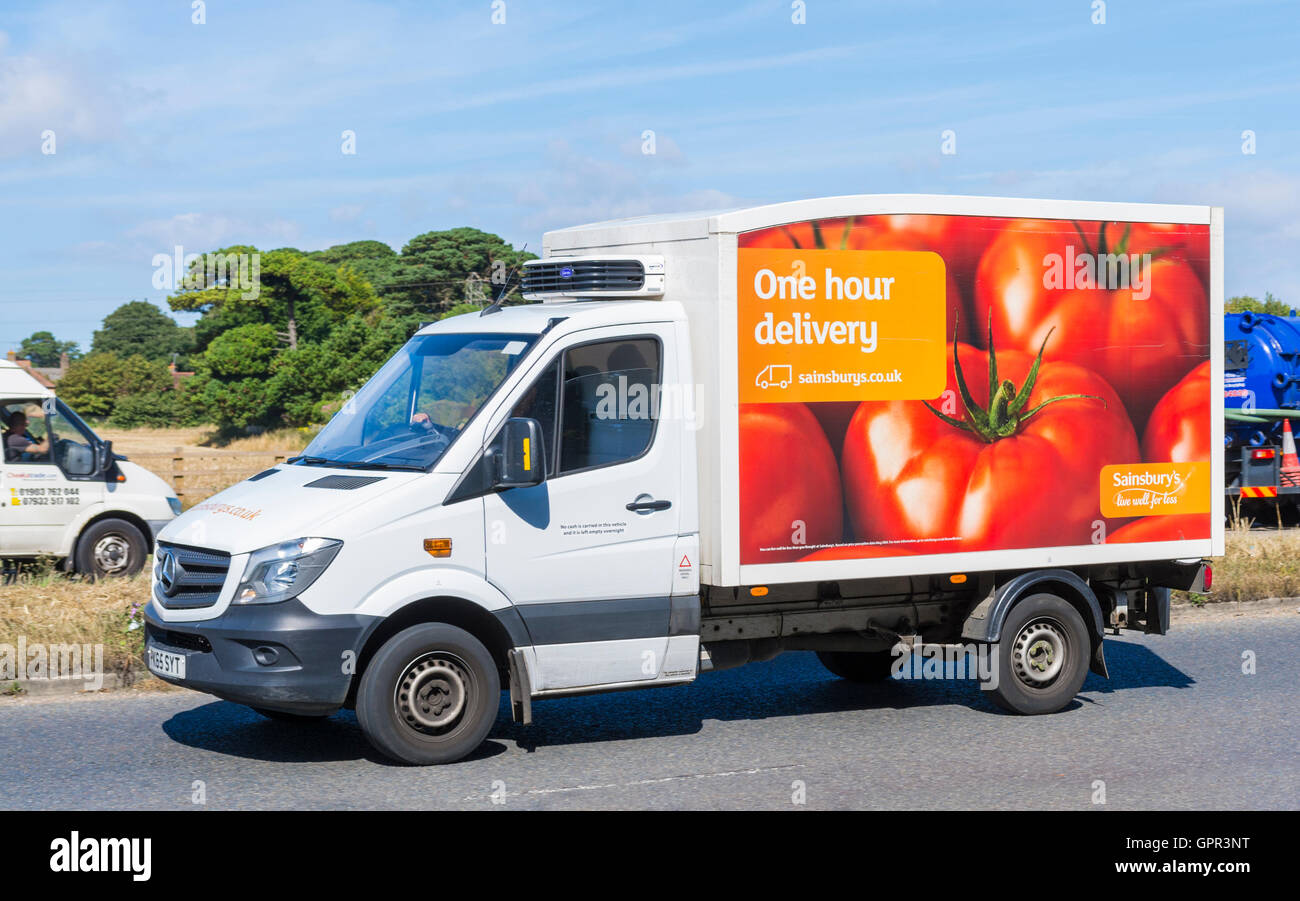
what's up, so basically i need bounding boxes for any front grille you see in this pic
[523,259,645,294]
[154,541,231,610]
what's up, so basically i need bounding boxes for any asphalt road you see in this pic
[3,613,1297,810]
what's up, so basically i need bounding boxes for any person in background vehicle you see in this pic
[3,410,49,462]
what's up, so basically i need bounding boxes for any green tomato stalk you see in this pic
[924,313,1102,443]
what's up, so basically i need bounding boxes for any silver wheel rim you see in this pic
[395,653,471,734]
[93,534,130,573]
[1012,618,1067,688]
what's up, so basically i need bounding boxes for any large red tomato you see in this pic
[1120,221,1211,288]
[1142,361,1212,463]
[851,213,1007,293]
[740,403,843,564]
[974,218,1208,425]
[842,339,1139,552]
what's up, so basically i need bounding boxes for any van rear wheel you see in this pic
[74,518,147,578]
[356,623,500,765]
[984,593,1090,715]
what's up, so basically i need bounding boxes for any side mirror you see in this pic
[495,418,545,488]
[94,439,115,476]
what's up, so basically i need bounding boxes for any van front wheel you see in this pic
[74,518,147,578]
[356,623,500,765]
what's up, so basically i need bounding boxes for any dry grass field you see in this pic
[96,425,315,508]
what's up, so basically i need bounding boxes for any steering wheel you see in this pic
[410,417,457,442]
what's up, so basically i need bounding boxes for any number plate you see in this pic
[147,644,187,679]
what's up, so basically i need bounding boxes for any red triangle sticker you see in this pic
[679,555,691,567]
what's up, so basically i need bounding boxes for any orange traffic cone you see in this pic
[1282,419,1300,475]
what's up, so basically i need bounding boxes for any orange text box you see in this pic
[737,249,946,404]
[1100,461,1212,518]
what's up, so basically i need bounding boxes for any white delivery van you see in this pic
[145,195,1222,764]
[1,358,180,576]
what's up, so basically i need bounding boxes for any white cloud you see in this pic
[126,212,302,251]
[0,45,122,158]
[329,204,365,224]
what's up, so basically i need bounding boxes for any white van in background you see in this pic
[0,358,179,577]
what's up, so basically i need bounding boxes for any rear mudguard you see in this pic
[961,569,1108,678]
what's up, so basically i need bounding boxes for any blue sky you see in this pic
[1,0,1297,352]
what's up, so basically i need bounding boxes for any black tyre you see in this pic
[356,623,500,765]
[251,707,329,722]
[985,593,1090,715]
[74,518,147,578]
[816,649,897,683]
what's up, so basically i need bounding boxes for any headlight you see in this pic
[234,537,342,605]
[167,497,183,516]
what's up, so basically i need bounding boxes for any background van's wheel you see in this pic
[251,707,330,722]
[985,593,1090,714]
[356,623,499,765]
[75,518,147,578]
[816,649,897,682]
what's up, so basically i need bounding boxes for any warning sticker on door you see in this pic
[737,248,947,404]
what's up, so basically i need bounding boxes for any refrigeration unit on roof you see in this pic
[521,255,665,300]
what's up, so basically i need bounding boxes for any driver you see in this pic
[3,411,50,462]
[411,400,481,432]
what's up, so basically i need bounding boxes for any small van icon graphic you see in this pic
[755,364,793,389]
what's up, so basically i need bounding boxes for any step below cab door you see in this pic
[481,323,695,692]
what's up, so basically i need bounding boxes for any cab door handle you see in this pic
[626,499,672,513]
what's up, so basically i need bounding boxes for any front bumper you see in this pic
[143,599,380,715]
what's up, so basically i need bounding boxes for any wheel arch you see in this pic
[962,569,1108,678]
[346,595,527,708]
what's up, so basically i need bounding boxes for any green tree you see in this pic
[17,331,81,367]
[91,301,194,365]
[168,247,378,352]
[378,228,535,319]
[307,240,399,290]
[55,353,172,419]
[1227,292,1291,316]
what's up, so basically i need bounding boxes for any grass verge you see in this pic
[1,560,150,689]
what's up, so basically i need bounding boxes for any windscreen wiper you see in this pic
[338,461,426,472]
[287,455,424,472]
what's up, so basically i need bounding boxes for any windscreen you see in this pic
[298,331,538,471]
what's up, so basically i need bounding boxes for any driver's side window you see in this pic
[2,402,49,465]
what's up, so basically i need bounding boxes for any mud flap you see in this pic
[1091,640,1108,679]
[508,648,532,725]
